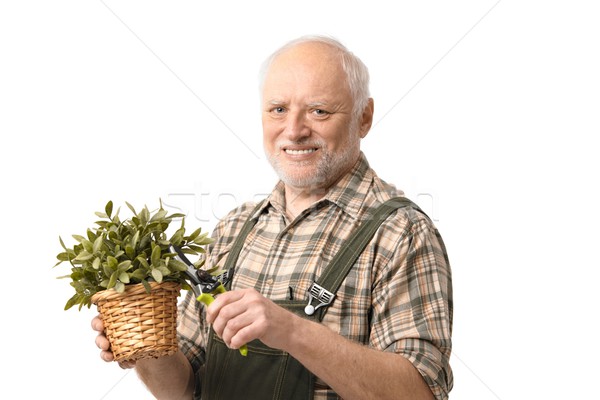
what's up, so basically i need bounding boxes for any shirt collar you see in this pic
[263,152,373,220]
[322,152,373,219]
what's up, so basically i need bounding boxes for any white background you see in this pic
[1,1,598,399]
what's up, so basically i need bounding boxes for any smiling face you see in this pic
[262,42,371,193]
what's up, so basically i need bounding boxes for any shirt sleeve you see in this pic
[370,210,453,400]
[177,290,207,372]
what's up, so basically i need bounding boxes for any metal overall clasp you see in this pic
[304,282,335,316]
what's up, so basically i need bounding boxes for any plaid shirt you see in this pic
[178,153,453,399]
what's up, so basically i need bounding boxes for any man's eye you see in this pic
[313,109,329,116]
[272,107,285,114]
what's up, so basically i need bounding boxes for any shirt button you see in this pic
[266,278,274,286]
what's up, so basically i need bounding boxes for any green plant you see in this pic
[54,200,213,310]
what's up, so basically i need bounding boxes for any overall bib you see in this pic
[199,197,422,400]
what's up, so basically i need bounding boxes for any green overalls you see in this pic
[199,197,422,399]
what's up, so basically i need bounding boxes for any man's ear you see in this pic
[359,98,374,139]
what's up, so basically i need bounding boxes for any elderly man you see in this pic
[93,35,453,400]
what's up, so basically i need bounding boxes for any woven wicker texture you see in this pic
[91,281,180,363]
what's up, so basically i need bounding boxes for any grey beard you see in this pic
[267,141,358,191]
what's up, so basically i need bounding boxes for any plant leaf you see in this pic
[168,213,186,219]
[181,248,203,255]
[117,260,132,271]
[131,269,146,281]
[64,294,79,311]
[186,244,206,252]
[92,235,103,253]
[81,239,94,253]
[170,228,185,247]
[59,236,68,251]
[151,244,161,267]
[125,201,137,215]
[86,229,97,242]
[115,281,125,293]
[107,271,118,289]
[131,230,140,249]
[56,252,71,262]
[73,251,94,262]
[118,272,130,284]
[140,207,150,225]
[72,235,86,243]
[194,233,214,245]
[168,258,189,272]
[186,227,202,241]
[105,200,113,218]
[125,245,135,259]
[151,268,163,283]
[205,264,224,275]
[107,256,118,270]
[136,256,150,269]
[149,209,168,222]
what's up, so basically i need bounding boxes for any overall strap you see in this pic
[222,200,266,289]
[306,197,424,321]
[220,196,425,319]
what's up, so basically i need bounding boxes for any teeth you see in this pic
[285,149,316,155]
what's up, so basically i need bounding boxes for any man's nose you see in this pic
[284,111,310,140]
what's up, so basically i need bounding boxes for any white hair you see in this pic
[258,35,371,123]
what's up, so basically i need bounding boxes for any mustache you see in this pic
[276,138,326,149]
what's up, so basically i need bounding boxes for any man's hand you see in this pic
[205,288,297,352]
[91,315,136,369]
[92,315,195,398]
[206,288,434,400]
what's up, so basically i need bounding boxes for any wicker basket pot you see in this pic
[91,281,180,363]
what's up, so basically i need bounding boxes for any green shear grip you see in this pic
[197,292,216,306]
[197,289,248,357]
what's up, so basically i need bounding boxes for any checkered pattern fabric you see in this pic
[178,153,453,399]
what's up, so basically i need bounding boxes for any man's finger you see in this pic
[205,290,245,323]
[91,315,104,332]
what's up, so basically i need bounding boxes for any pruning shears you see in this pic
[171,246,248,356]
